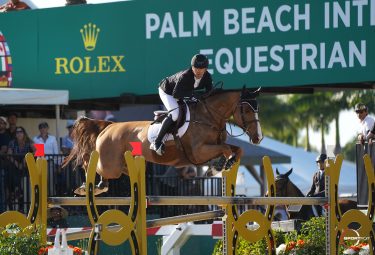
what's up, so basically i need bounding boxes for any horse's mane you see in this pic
[200,88,241,101]
[286,178,306,197]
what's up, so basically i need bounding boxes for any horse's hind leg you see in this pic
[94,176,109,195]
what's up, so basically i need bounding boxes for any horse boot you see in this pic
[212,156,227,171]
[225,155,237,170]
[150,115,174,156]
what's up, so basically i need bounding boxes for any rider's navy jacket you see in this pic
[159,68,213,99]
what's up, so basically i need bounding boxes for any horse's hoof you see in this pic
[74,183,86,196]
[94,186,108,195]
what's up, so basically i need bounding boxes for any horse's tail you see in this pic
[62,116,113,169]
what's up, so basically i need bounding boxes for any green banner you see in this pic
[0,0,374,100]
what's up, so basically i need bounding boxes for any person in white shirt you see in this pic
[33,121,61,194]
[355,103,375,144]
[33,122,59,155]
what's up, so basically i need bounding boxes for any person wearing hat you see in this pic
[150,54,213,156]
[0,116,11,154]
[306,153,327,216]
[47,205,69,228]
[355,103,374,144]
[61,120,75,154]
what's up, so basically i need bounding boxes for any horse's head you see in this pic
[275,168,293,197]
[233,87,263,144]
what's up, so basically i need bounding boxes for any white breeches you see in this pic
[159,87,179,121]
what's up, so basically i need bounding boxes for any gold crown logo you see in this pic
[80,23,100,51]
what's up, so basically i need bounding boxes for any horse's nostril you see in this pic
[252,137,260,144]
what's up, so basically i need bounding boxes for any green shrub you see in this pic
[0,223,43,255]
[212,217,326,255]
[212,229,285,255]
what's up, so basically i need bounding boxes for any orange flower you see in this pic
[73,247,83,255]
[350,245,360,251]
[38,247,46,255]
[286,241,296,251]
[297,239,305,247]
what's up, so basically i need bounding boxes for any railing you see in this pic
[0,154,224,219]
[356,142,375,206]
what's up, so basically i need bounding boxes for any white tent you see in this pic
[258,137,357,196]
[0,88,69,145]
[227,124,357,197]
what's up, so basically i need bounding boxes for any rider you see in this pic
[150,54,213,156]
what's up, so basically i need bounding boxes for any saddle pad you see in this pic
[147,104,190,143]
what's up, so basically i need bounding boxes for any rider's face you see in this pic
[192,67,207,79]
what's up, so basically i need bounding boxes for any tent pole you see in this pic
[55,105,61,151]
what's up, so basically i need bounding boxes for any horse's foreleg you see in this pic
[224,145,243,169]
[193,144,233,171]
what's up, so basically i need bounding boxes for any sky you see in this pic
[308,110,360,152]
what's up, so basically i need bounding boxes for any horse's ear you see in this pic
[286,168,293,177]
[250,87,261,98]
[276,168,280,175]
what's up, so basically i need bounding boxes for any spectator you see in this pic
[33,122,59,155]
[7,126,35,170]
[33,122,61,195]
[6,112,18,140]
[6,126,34,211]
[306,153,327,216]
[367,124,375,143]
[355,103,375,144]
[61,120,74,154]
[0,0,30,12]
[0,116,11,154]
[47,205,69,228]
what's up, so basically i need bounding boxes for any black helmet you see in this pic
[316,154,327,162]
[191,54,208,68]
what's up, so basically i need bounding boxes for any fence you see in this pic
[356,142,375,206]
[0,154,223,218]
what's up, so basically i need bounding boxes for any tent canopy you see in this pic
[226,136,290,165]
[0,88,69,105]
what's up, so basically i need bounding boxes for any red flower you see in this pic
[286,241,296,251]
[73,247,83,255]
[38,247,46,255]
[350,245,360,251]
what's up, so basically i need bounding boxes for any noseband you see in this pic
[239,101,259,135]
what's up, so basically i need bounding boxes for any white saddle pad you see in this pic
[147,105,190,143]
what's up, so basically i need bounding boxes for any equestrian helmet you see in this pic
[316,154,327,162]
[191,54,208,69]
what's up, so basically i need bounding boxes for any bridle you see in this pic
[227,100,259,138]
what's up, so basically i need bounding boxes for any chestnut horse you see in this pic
[275,168,357,220]
[64,88,263,193]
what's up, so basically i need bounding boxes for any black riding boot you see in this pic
[150,115,174,156]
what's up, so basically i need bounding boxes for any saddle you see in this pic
[153,100,188,134]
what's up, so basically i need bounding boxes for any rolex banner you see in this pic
[0,0,374,100]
